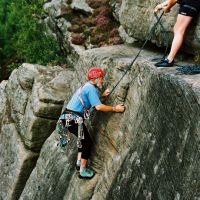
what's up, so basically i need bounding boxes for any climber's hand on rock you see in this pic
[113,104,125,113]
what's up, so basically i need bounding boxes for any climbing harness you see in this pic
[78,86,90,119]
[56,86,89,148]
[56,110,85,148]
[105,12,165,99]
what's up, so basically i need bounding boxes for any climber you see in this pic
[63,68,125,179]
[154,0,200,67]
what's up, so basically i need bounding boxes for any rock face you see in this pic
[1,0,200,199]
[0,63,77,200]
[118,0,200,51]
[1,45,199,200]
[43,0,200,57]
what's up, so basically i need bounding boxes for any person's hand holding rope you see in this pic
[154,0,177,14]
[154,2,169,13]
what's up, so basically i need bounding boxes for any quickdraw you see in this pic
[56,119,69,147]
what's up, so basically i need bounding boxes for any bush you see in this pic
[95,16,110,30]
[0,0,64,80]
[71,34,85,45]
[96,6,112,17]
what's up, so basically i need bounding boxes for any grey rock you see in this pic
[19,131,77,200]
[71,0,93,14]
[16,45,200,200]
[0,81,8,129]
[0,123,38,200]
[20,101,57,151]
[109,0,122,21]
[2,0,200,199]
[118,25,138,44]
[44,0,62,17]
[118,0,200,51]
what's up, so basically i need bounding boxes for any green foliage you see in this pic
[0,0,63,80]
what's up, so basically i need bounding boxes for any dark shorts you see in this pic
[61,109,92,160]
[179,0,200,17]
[68,120,92,160]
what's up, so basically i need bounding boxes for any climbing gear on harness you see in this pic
[56,110,84,148]
[87,68,104,80]
[56,119,70,147]
[104,12,164,100]
[76,116,84,148]
[79,168,95,179]
[57,82,94,149]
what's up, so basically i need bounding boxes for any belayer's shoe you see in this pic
[155,58,174,67]
[79,168,95,179]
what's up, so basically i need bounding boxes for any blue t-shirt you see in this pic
[66,82,101,115]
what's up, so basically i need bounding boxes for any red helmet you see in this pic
[87,68,104,80]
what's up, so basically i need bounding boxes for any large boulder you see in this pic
[6,63,77,151]
[0,63,79,200]
[19,131,78,200]
[17,45,200,200]
[0,123,38,200]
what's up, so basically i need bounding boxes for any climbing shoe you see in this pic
[79,168,95,179]
[155,58,174,67]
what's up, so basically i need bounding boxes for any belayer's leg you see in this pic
[167,14,192,62]
[155,14,192,67]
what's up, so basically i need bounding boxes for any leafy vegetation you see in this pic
[0,0,63,81]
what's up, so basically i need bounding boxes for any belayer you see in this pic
[58,68,125,179]
[154,0,200,67]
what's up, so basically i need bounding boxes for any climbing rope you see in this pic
[105,12,164,100]
[152,12,170,61]
[176,64,200,75]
